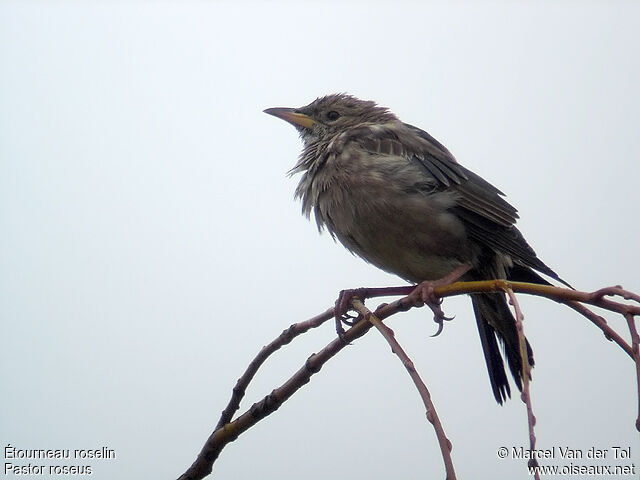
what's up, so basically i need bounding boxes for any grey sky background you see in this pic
[1,2,639,479]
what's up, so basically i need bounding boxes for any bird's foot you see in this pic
[332,263,471,338]
[406,264,472,336]
[334,288,368,340]
[406,281,455,337]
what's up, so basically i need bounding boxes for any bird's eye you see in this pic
[326,111,340,121]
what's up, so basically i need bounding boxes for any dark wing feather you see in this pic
[404,123,521,228]
[404,123,518,226]
[363,122,570,286]
[454,207,570,286]
[452,169,518,227]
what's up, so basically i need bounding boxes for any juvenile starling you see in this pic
[264,94,569,404]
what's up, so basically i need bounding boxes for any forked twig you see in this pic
[216,308,334,429]
[177,281,640,480]
[177,310,372,480]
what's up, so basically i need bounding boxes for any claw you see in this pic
[340,312,358,326]
[430,313,456,337]
[334,288,369,341]
[335,288,368,320]
[404,277,462,336]
[335,317,347,339]
[431,321,445,337]
[335,288,359,319]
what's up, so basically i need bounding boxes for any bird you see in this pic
[264,94,570,404]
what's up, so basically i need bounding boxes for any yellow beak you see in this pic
[264,107,315,129]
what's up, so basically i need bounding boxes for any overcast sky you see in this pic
[1,2,639,479]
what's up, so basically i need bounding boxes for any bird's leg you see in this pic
[334,288,368,339]
[335,286,417,329]
[334,264,471,337]
[335,287,407,338]
[406,263,472,336]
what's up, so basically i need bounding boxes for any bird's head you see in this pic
[264,94,397,146]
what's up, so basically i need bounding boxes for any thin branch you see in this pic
[177,311,374,480]
[436,281,639,359]
[503,287,539,480]
[351,299,456,480]
[624,312,640,431]
[356,280,640,317]
[431,281,640,316]
[216,308,333,429]
[564,301,634,358]
[178,280,640,479]
[590,286,640,304]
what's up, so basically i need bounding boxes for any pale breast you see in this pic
[312,146,475,282]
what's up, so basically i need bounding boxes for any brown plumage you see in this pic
[265,94,570,404]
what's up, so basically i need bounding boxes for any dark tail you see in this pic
[471,260,571,404]
[471,292,534,404]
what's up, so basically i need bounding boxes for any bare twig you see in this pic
[436,281,639,359]
[564,301,634,358]
[216,308,333,429]
[504,287,540,480]
[624,312,640,431]
[353,280,640,318]
[178,280,640,479]
[351,298,456,480]
[177,310,374,480]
